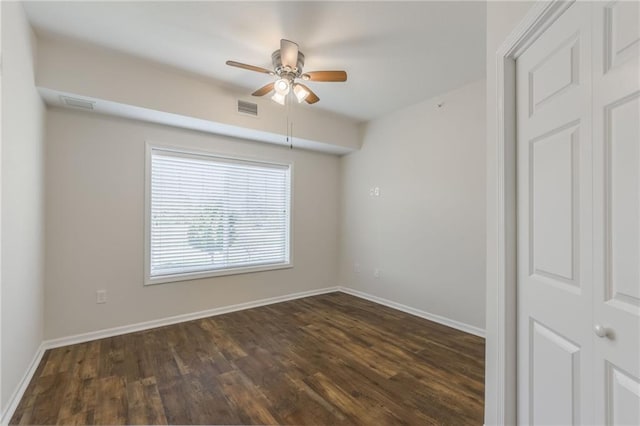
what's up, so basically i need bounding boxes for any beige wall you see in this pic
[36,37,361,153]
[484,2,536,425]
[0,1,46,415]
[44,107,340,340]
[339,79,486,332]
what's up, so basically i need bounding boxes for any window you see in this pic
[145,145,291,284]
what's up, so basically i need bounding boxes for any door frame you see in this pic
[491,0,576,423]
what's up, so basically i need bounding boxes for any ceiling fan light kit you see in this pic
[274,78,291,95]
[271,92,286,106]
[226,39,347,106]
[293,84,310,103]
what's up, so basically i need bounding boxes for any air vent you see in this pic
[237,100,258,116]
[60,95,95,110]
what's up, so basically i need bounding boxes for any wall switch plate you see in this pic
[373,268,380,278]
[374,187,380,197]
[369,188,375,197]
[96,290,107,304]
[354,263,361,274]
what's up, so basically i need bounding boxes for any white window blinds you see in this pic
[148,148,291,282]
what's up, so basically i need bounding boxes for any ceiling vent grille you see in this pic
[237,100,258,116]
[60,95,95,110]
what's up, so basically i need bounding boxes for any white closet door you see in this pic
[592,1,640,424]
[516,2,594,424]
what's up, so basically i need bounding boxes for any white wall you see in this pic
[44,107,340,340]
[0,1,46,416]
[339,79,486,332]
[484,2,535,425]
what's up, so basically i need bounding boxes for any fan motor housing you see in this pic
[272,50,305,78]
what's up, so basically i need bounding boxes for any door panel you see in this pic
[529,34,580,116]
[606,363,640,425]
[517,2,594,424]
[603,0,640,73]
[593,1,640,424]
[531,320,582,425]
[530,122,580,285]
[606,94,639,310]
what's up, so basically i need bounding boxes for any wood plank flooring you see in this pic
[10,292,485,425]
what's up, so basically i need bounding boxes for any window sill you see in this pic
[144,262,293,286]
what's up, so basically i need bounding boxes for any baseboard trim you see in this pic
[41,285,484,349]
[338,287,486,338]
[1,342,46,426]
[43,286,340,350]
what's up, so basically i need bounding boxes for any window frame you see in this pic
[144,142,294,286]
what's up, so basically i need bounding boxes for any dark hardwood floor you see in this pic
[10,292,485,425]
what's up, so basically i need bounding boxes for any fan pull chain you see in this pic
[290,122,293,150]
[285,110,290,149]
[285,93,293,150]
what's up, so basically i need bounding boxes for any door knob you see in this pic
[594,324,611,338]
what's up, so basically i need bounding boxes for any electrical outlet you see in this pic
[373,268,380,278]
[354,263,361,274]
[96,290,107,304]
[374,187,380,197]
[369,187,375,197]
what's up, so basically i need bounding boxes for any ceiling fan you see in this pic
[226,39,347,106]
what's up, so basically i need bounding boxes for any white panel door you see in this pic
[592,1,640,424]
[516,2,594,424]
[518,1,640,424]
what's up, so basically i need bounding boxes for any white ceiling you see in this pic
[24,1,486,122]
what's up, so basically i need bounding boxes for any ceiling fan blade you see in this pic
[301,71,347,82]
[296,83,320,104]
[252,82,275,97]
[280,39,299,69]
[226,60,274,75]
